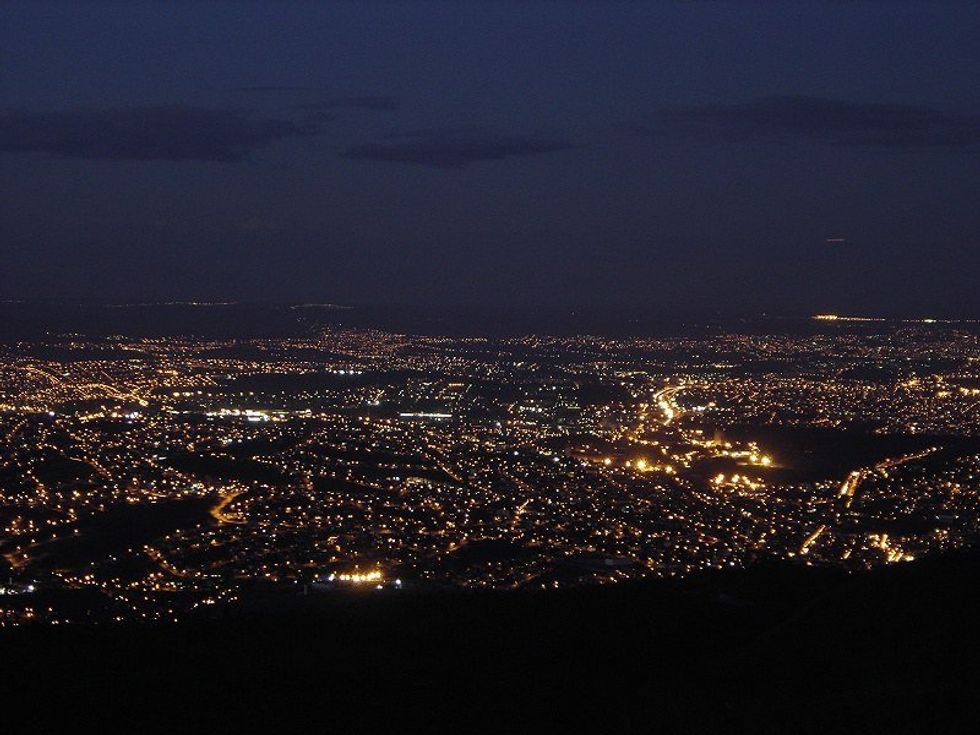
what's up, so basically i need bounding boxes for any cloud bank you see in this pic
[0,106,316,162]
[344,129,573,167]
[649,96,980,148]
[292,96,400,112]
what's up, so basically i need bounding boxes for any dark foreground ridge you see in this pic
[2,550,978,733]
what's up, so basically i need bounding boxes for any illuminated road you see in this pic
[210,490,246,525]
[875,448,938,472]
[3,418,28,444]
[20,364,150,406]
[839,447,938,510]
[838,470,867,510]
[145,546,189,578]
[799,524,827,555]
[510,498,531,531]
[653,386,685,425]
[622,384,687,444]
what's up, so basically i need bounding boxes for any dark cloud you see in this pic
[382,125,480,139]
[293,96,400,112]
[344,130,574,167]
[649,96,980,148]
[0,106,316,162]
[228,85,309,93]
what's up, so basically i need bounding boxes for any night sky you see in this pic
[2,1,980,317]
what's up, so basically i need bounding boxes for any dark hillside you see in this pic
[2,551,978,733]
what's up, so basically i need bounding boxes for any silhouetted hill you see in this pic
[1,551,978,733]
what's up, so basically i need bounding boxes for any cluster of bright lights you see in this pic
[0,583,35,595]
[329,570,384,584]
[630,458,674,474]
[205,408,271,422]
[712,473,762,490]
